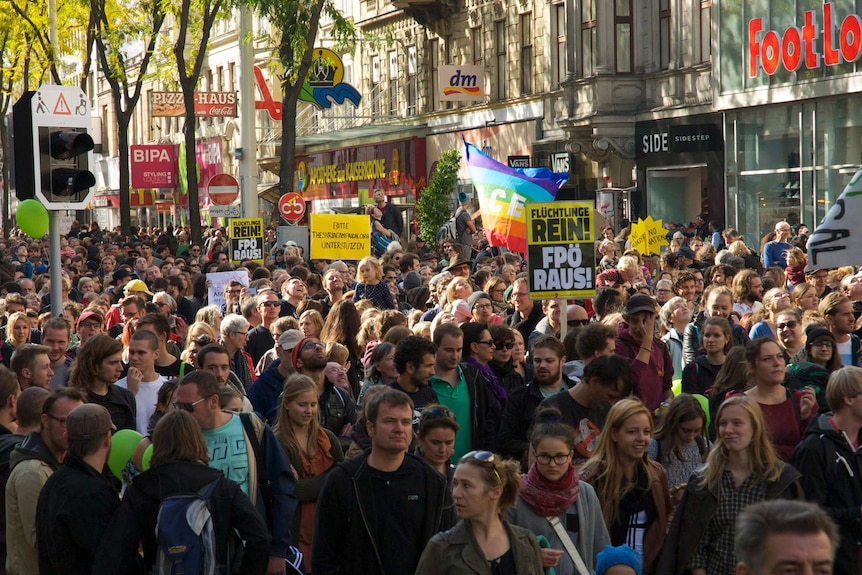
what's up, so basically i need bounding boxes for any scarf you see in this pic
[519,462,580,517]
[465,357,507,409]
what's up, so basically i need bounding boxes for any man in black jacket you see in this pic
[313,389,449,575]
[35,404,117,575]
[791,365,862,574]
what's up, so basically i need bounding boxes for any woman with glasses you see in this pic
[219,314,254,392]
[484,277,510,315]
[415,450,544,575]
[785,325,840,414]
[488,325,525,394]
[273,374,344,573]
[510,407,610,575]
[580,398,672,573]
[461,323,507,431]
[657,396,803,575]
[773,308,804,361]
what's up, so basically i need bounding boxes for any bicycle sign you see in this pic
[279,192,306,222]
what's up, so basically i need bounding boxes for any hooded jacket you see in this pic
[249,359,287,424]
[5,432,61,575]
[791,413,862,574]
[615,322,673,412]
[92,460,270,575]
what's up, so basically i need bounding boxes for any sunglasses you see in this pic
[260,301,281,308]
[424,406,454,419]
[476,339,496,348]
[172,396,210,412]
[568,319,591,327]
[193,335,214,345]
[776,321,798,330]
[460,450,502,485]
[494,342,515,350]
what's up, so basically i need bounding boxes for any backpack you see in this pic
[436,216,458,244]
[372,232,392,257]
[155,479,219,575]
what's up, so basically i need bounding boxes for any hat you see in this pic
[34,265,48,274]
[457,191,470,204]
[284,241,298,248]
[451,299,473,322]
[401,270,421,291]
[124,279,153,296]
[420,253,438,263]
[805,326,835,349]
[468,291,491,310]
[291,337,312,370]
[595,544,642,575]
[676,246,696,260]
[278,329,304,351]
[445,254,471,272]
[623,293,656,316]
[66,404,115,441]
[77,310,103,328]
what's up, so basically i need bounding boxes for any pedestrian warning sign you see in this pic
[229,218,265,264]
[53,94,71,115]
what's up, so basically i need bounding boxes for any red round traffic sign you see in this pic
[208,173,239,205]
[279,192,306,222]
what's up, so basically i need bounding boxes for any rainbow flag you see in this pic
[465,140,568,253]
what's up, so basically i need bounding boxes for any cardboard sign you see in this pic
[206,271,249,309]
[309,214,371,260]
[629,216,670,256]
[228,218,264,264]
[526,201,596,299]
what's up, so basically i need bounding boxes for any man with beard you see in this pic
[497,335,573,464]
[390,336,438,428]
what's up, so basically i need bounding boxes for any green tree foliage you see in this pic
[417,149,460,248]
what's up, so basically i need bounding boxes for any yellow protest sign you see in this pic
[629,216,669,256]
[309,214,372,260]
[228,218,264,264]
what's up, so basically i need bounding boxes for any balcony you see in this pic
[392,0,456,28]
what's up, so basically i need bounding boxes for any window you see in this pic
[388,50,397,116]
[554,4,566,87]
[216,66,223,92]
[228,62,235,92]
[581,0,596,77]
[659,0,671,69]
[616,0,633,73]
[495,21,507,100]
[520,13,532,95]
[472,27,483,65]
[430,39,439,112]
[700,0,712,63]
[407,46,417,115]
[371,55,381,118]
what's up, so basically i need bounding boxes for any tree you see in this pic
[242,0,354,205]
[91,0,166,237]
[416,149,460,249]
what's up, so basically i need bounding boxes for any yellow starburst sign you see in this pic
[629,216,669,256]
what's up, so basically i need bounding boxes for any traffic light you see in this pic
[11,86,96,210]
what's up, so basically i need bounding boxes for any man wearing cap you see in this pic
[249,329,304,424]
[615,293,673,411]
[6,388,86,575]
[75,310,103,348]
[35,404,116,575]
[246,291,281,367]
[454,191,476,260]
[373,189,403,240]
[675,246,697,270]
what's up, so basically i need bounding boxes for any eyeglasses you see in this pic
[326,367,348,376]
[476,339,496,348]
[473,303,493,310]
[172,396,210,413]
[234,331,248,337]
[534,451,573,465]
[811,340,834,349]
[79,322,101,330]
[46,413,67,425]
[302,340,325,350]
[568,319,590,327]
[423,406,454,419]
[460,450,502,485]
[226,289,242,295]
[776,321,798,330]
[495,342,515,350]
[260,301,281,308]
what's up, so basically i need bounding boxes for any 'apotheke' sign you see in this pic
[749,3,862,78]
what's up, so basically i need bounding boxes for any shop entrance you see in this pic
[646,164,708,228]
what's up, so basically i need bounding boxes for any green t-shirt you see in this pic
[202,414,250,495]
[431,366,473,461]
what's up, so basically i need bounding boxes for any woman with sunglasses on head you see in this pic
[415,450,544,575]
[510,408,610,575]
[579,398,672,573]
[657,396,803,575]
[273,374,344,573]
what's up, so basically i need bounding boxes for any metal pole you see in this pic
[239,6,258,218]
[49,211,62,317]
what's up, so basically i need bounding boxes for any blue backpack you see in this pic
[155,479,219,575]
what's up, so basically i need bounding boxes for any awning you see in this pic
[258,182,282,203]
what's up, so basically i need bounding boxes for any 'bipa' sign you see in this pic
[749,3,862,77]
[438,65,485,102]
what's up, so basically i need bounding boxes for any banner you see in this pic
[465,141,568,254]
[807,167,862,268]
[309,214,371,260]
[228,218,264,264]
[526,201,596,299]
[130,145,177,189]
[206,271,249,309]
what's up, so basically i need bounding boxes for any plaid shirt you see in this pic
[689,471,767,575]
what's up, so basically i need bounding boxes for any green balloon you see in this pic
[17,200,49,238]
[108,429,143,481]
[692,393,711,431]
[142,443,153,471]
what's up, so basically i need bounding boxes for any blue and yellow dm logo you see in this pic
[300,48,362,110]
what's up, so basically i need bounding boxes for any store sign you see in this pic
[526,201,595,299]
[150,92,238,117]
[636,124,722,157]
[438,65,485,101]
[508,156,530,168]
[130,144,177,189]
[749,3,862,77]
[309,159,387,185]
[228,218,264,264]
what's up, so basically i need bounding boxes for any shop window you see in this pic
[659,0,670,70]
[495,21,507,100]
[616,0,632,73]
[699,0,711,63]
[554,3,566,88]
[581,0,596,77]
[430,39,439,112]
[407,46,417,116]
[520,13,533,95]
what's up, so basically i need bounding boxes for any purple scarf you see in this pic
[464,357,507,409]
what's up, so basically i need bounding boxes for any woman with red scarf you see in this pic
[509,408,611,575]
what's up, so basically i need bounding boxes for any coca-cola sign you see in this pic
[130,144,177,189]
[150,92,238,117]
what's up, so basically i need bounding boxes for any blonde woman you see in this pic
[658,395,803,575]
[5,311,31,350]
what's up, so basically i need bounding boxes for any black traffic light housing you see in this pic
[11,92,36,201]
[40,128,95,199]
